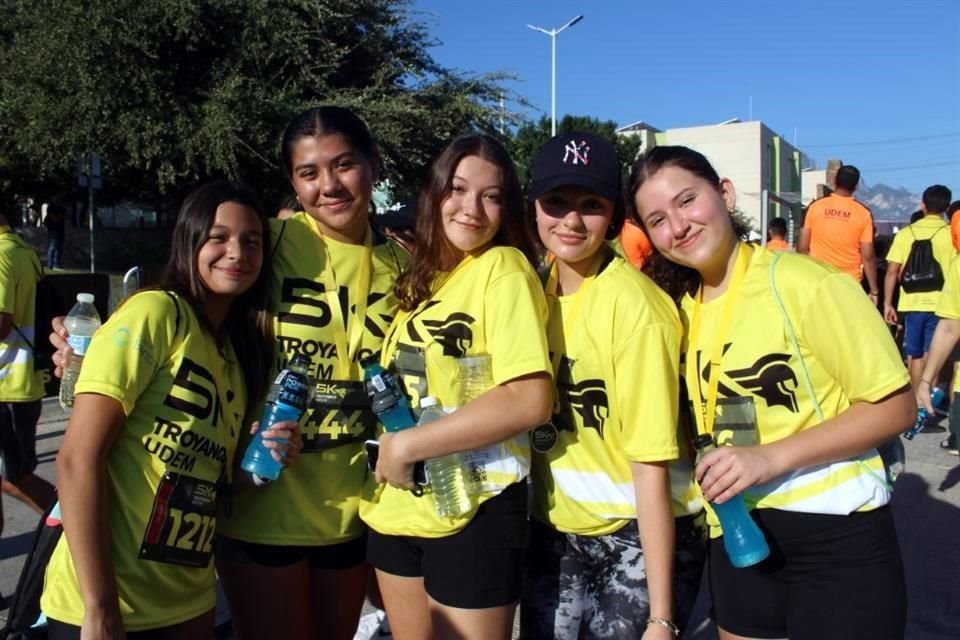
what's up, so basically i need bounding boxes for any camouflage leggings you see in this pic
[519,514,706,640]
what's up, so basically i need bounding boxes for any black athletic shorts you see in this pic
[709,506,906,640]
[214,532,367,570]
[367,481,528,609]
[47,612,214,639]
[0,399,42,482]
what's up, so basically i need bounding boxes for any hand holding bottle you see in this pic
[695,442,776,504]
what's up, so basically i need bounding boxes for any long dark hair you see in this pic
[396,133,536,311]
[161,180,273,410]
[626,145,750,303]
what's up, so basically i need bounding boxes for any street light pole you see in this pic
[528,15,583,137]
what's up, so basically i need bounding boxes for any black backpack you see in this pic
[900,225,947,293]
[0,501,62,640]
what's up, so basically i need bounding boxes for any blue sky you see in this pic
[412,0,960,194]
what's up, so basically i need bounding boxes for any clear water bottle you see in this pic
[241,354,312,485]
[363,359,415,432]
[59,293,101,411]
[693,434,770,568]
[904,386,946,440]
[419,397,472,518]
[459,355,494,491]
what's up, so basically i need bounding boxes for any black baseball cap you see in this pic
[528,131,621,202]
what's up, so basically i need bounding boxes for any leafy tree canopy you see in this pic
[0,0,515,208]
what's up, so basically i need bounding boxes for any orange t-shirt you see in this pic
[620,222,653,269]
[802,194,874,281]
[950,210,960,252]
[767,237,790,252]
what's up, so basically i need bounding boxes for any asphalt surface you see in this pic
[2,399,958,639]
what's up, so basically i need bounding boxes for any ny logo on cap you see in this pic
[563,140,590,166]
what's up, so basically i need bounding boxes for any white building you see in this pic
[617,119,824,240]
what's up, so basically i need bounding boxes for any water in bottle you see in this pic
[363,359,415,432]
[419,397,472,518]
[903,386,946,440]
[241,354,312,485]
[693,434,770,568]
[59,293,102,411]
[458,355,495,491]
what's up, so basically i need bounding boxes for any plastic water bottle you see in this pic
[59,293,101,411]
[904,386,946,440]
[693,434,770,568]
[459,355,495,491]
[419,397,473,518]
[363,359,415,432]
[241,354,312,485]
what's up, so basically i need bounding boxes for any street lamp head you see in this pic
[565,15,584,29]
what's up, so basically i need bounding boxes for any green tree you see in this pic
[0,0,514,208]
[508,115,643,189]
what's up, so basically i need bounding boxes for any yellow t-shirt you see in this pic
[42,291,247,630]
[217,213,407,546]
[886,215,955,312]
[360,246,551,538]
[531,254,697,536]
[935,255,960,393]
[680,247,909,537]
[0,228,43,401]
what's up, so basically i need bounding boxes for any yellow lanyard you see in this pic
[686,242,752,435]
[311,218,373,379]
[383,254,476,360]
[544,250,607,377]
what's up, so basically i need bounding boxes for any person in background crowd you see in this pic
[947,200,960,252]
[0,212,57,538]
[883,185,955,391]
[44,195,67,270]
[766,217,790,252]
[799,165,879,305]
[631,145,913,640]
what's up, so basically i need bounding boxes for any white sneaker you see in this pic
[354,610,389,640]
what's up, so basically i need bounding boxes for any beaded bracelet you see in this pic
[647,616,679,637]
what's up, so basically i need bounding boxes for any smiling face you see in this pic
[632,165,738,278]
[535,186,615,274]
[288,133,375,243]
[197,201,264,302]
[440,154,504,262]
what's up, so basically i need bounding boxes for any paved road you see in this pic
[2,399,958,639]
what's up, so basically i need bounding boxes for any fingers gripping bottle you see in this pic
[362,359,416,432]
[903,386,946,440]
[693,434,770,568]
[59,293,102,411]
[419,397,472,518]
[241,354,312,486]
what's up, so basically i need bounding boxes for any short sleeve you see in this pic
[75,292,178,415]
[0,253,14,315]
[484,269,551,385]
[859,212,874,243]
[936,256,960,319]
[799,273,908,403]
[886,229,909,265]
[616,322,681,462]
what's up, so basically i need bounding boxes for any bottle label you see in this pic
[67,334,93,357]
[276,370,310,412]
[139,472,217,567]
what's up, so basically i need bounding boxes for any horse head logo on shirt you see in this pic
[699,347,800,413]
[552,354,610,437]
[422,312,475,358]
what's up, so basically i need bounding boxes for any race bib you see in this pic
[139,472,217,568]
[301,380,375,451]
